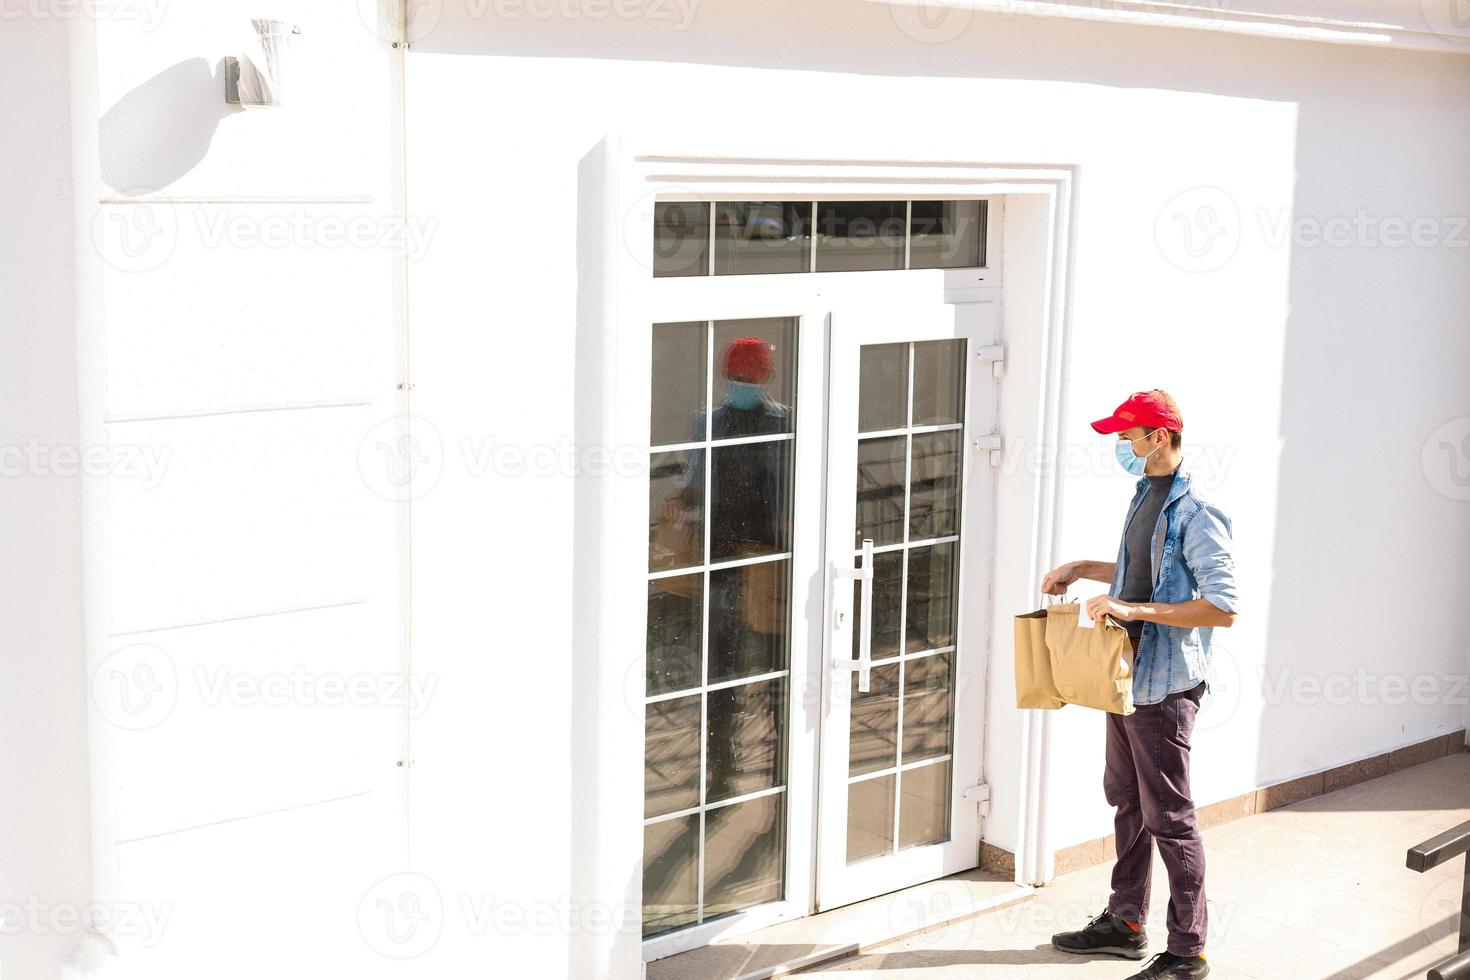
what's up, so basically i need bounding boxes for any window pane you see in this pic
[643,815,699,937]
[847,774,895,863]
[898,761,951,849]
[649,450,703,573]
[906,542,958,653]
[647,576,702,697]
[858,343,909,432]
[852,549,903,662]
[849,662,900,776]
[706,678,786,804]
[707,559,789,685]
[816,201,906,272]
[909,430,961,542]
[703,794,784,919]
[855,435,906,548]
[714,202,812,276]
[709,440,792,563]
[902,653,953,765]
[911,339,966,426]
[909,200,984,269]
[645,694,702,818]
[653,202,709,278]
[651,321,707,447]
[711,318,797,439]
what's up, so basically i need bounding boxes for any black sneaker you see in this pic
[1050,909,1148,959]
[1125,951,1210,978]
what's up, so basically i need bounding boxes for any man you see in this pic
[1041,389,1239,980]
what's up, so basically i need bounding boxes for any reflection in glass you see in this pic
[855,436,906,547]
[643,315,800,935]
[711,319,797,437]
[706,678,785,804]
[909,201,984,270]
[707,559,788,685]
[902,653,953,765]
[909,431,961,541]
[648,450,703,573]
[653,202,709,278]
[847,774,895,863]
[651,321,708,446]
[714,202,812,276]
[643,815,699,937]
[852,550,903,662]
[857,343,908,432]
[911,339,966,426]
[704,794,784,919]
[906,542,958,653]
[849,663,899,776]
[645,694,701,818]
[709,441,793,563]
[899,762,951,849]
[647,576,702,697]
[816,201,906,272]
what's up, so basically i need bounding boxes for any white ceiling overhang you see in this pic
[867,0,1470,54]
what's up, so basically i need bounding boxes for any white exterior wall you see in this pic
[0,15,94,980]
[8,0,1467,977]
[82,4,409,979]
[404,3,1470,972]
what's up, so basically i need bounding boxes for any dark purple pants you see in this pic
[1104,635,1208,957]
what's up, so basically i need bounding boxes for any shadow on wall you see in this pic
[100,57,238,195]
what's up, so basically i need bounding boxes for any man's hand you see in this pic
[1085,594,1139,624]
[1041,560,1117,595]
[1040,562,1079,595]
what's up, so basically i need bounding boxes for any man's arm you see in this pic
[1041,559,1116,595]
[1123,597,1234,629]
[1085,500,1238,628]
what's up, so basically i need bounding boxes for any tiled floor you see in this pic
[800,752,1470,979]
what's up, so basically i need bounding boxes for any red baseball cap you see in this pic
[1090,390,1183,434]
[723,337,775,383]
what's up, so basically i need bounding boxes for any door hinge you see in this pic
[963,783,991,816]
[977,344,1005,379]
[972,433,1002,467]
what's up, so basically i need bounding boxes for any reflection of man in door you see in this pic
[652,337,792,916]
[1041,390,1238,980]
[669,337,792,801]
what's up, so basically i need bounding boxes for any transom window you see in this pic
[653,200,987,278]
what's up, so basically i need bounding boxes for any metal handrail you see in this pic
[1407,819,1470,979]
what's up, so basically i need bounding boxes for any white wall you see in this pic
[403,3,1470,972]
[84,4,409,978]
[38,1,1470,978]
[0,15,94,980]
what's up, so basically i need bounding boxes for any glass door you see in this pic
[640,283,829,960]
[816,298,998,911]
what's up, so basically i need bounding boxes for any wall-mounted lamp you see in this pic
[225,19,300,108]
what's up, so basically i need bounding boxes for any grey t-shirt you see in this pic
[1120,465,1179,641]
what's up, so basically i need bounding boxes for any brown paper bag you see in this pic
[1044,602,1135,715]
[1014,607,1065,709]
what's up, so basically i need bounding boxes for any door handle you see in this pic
[831,538,875,692]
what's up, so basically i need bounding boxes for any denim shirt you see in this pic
[1110,462,1239,706]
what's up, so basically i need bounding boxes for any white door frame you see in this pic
[578,140,1079,978]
